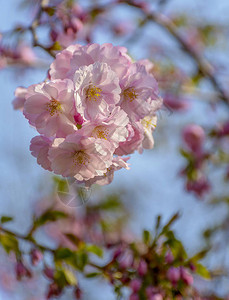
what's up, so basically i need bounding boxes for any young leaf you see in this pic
[0,234,19,254]
[1,216,13,224]
[86,245,103,258]
[196,263,211,279]
[63,269,77,286]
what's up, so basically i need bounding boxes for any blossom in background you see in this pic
[13,43,162,186]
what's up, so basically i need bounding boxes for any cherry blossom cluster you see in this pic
[13,43,162,186]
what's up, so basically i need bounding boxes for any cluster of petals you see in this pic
[13,43,162,186]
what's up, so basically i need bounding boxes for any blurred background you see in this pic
[0,0,229,299]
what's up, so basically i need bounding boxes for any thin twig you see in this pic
[146,12,229,107]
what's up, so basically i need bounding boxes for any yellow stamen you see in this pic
[73,151,90,166]
[92,126,109,140]
[46,98,62,116]
[86,85,102,101]
[123,87,138,102]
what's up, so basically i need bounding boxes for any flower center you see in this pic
[73,150,90,166]
[92,126,109,140]
[46,99,62,116]
[141,117,157,129]
[86,85,102,101]
[123,87,138,102]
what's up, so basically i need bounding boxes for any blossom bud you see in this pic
[74,113,84,127]
[186,177,210,198]
[180,267,193,286]
[130,279,142,292]
[129,293,139,300]
[150,294,163,300]
[182,124,205,153]
[165,251,174,264]
[44,266,54,280]
[15,261,32,280]
[31,249,43,266]
[112,247,123,260]
[167,267,180,285]
[119,252,133,269]
[137,259,147,276]
[47,282,62,299]
[74,286,82,299]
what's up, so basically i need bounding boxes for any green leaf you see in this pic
[44,6,56,16]
[1,216,13,224]
[190,249,208,262]
[86,245,103,258]
[34,209,68,228]
[53,176,69,193]
[0,234,19,254]
[74,251,88,271]
[63,269,77,285]
[85,272,101,278]
[50,42,62,51]
[196,263,211,279]
[55,248,74,260]
[161,212,180,235]
[64,233,81,247]
[98,194,122,211]
[143,230,151,245]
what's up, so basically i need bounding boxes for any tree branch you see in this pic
[146,11,229,107]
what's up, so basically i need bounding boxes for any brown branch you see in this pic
[145,11,229,107]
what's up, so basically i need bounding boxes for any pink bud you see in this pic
[180,267,193,286]
[15,262,32,280]
[31,249,43,266]
[186,177,211,198]
[74,287,82,299]
[130,279,142,292]
[74,113,84,126]
[113,247,123,260]
[167,267,180,285]
[44,266,54,280]
[165,251,174,264]
[119,252,133,269]
[129,293,139,300]
[182,124,205,153]
[137,259,147,276]
[150,294,163,300]
[47,282,62,299]
[164,95,189,112]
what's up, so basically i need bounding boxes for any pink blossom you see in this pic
[141,114,157,150]
[49,43,131,81]
[30,136,53,171]
[48,133,114,181]
[24,79,77,137]
[12,87,27,111]
[83,156,130,186]
[78,106,129,147]
[74,62,121,119]
[115,122,144,155]
[120,62,162,121]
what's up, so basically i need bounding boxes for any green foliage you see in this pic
[0,216,13,224]
[0,233,19,254]
[33,209,68,228]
